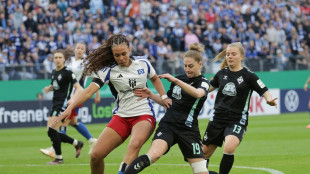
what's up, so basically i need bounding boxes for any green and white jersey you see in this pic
[160,74,210,132]
[210,67,268,126]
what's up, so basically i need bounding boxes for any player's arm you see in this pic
[263,90,278,107]
[69,82,83,104]
[159,73,206,98]
[150,74,171,108]
[56,82,99,122]
[304,76,310,91]
[134,88,169,107]
[94,90,101,104]
[44,85,53,93]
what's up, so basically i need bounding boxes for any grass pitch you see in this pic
[0,112,309,174]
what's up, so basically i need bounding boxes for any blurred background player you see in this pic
[125,43,210,174]
[304,76,310,128]
[40,42,100,158]
[57,34,170,174]
[43,49,84,164]
[202,42,278,174]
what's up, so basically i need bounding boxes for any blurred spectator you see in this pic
[0,0,310,81]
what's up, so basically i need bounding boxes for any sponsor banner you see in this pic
[0,88,285,129]
[0,99,115,129]
[153,89,280,121]
[280,89,309,113]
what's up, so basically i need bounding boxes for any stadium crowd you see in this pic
[0,0,309,81]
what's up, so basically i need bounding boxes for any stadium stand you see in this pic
[0,0,309,80]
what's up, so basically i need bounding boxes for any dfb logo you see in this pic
[284,90,299,112]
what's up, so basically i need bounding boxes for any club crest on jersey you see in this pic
[58,74,62,80]
[223,75,228,80]
[222,82,237,96]
[237,76,244,84]
[129,79,137,88]
[137,69,145,75]
[172,85,182,99]
[52,80,60,90]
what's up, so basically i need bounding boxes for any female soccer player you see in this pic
[125,43,210,174]
[44,49,84,165]
[202,42,278,174]
[304,76,310,128]
[40,42,100,158]
[57,34,170,174]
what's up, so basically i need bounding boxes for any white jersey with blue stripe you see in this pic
[92,57,156,118]
[66,57,88,97]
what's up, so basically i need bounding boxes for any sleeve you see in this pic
[92,78,104,88]
[50,70,55,85]
[210,71,220,88]
[141,60,155,78]
[166,82,175,98]
[68,70,78,85]
[248,73,268,96]
[91,67,111,88]
[197,78,210,97]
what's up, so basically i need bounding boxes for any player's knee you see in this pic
[47,127,57,140]
[90,151,106,163]
[128,139,144,150]
[191,160,208,174]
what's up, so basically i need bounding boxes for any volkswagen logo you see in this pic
[284,90,299,112]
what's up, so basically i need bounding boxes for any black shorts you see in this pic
[202,120,246,147]
[153,123,204,161]
[49,105,65,117]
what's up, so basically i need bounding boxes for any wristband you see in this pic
[161,95,168,100]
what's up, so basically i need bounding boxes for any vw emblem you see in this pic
[284,90,299,112]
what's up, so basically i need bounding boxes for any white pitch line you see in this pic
[0,163,285,174]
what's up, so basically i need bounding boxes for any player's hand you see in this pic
[158,73,177,83]
[67,99,74,106]
[43,86,50,93]
[162,98,172,110]
[304,85,308,92]
[266,97,278,108]
[94,94,101,104]
[134,88,151,101]
[56,109,72,123]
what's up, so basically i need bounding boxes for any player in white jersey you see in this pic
[57,34,171,174]
[40,43,100,158]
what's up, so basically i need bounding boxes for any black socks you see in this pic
[124,154,151,174]
[219,153,234,174]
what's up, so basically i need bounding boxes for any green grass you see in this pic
[0,112,309,174]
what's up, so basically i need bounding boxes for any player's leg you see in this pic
[124,125,173,174]
[178,129,208,174]
[219,123,245,174]
[59,118,84,158]
[46,115,63,164]
[307,98,310,128]
[118,116,155,174]
[90,127,123,174]
[219,135,239,174]
[69,116,97,154]
[188,158,208,174]
[202,121,224,170]
[124,139,169,174]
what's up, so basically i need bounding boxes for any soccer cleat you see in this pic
[75,141,84,158]
[40,147,55,159]
[307,125,310,129]
[46,158,64,165]
[88,138,97,155]
[209,171,219,174]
